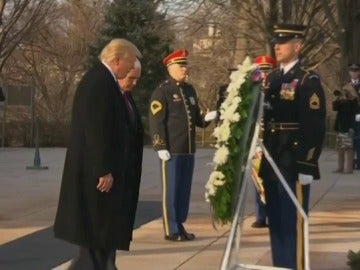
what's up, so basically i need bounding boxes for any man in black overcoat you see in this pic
[118,59,144,236]
[53,38,142,270]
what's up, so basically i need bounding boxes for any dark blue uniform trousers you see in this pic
[160,154,194,236]
[264,175,310,270]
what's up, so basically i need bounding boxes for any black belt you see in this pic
[267,122,300,131]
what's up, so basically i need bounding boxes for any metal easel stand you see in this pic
[220,92,310,270]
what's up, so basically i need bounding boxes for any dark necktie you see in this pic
[123,92,136,126]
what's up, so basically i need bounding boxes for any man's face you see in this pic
[118,67,141,92]
[349,70,360,80]
[274,39,302,65]
[168,63,188,82]
[260,69,270,79]
[115,53,137,79]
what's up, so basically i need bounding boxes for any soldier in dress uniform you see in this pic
[332,64,359,173]
[251,55,276,228]
[259,24,326,270]
[343,63,360,169]
[149,49,217,241]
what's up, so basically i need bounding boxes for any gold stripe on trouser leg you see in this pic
[296,182,304,270]
[162,160,170,236]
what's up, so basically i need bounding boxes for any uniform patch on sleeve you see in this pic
[151,100,163,115]
[309,93,320,109]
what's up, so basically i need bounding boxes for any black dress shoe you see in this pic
[179,226,196,240]
[251,221,268,228]
[164,233,187,242]
[181,231,195,240]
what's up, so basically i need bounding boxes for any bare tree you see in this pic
[0,0,55,79]
[160,0,338,111]
[320,0,360,83]
[2,0,107,146]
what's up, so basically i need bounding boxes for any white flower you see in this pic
[230,96,241,106]
[213,124,231,143]
[241,56,256,72]
[209,170,225,182]
[221,102,238,121]
[218,121,231,142]
[229,76,246,92]
[207,186,217,196]
[205,171,226,198]
[236,56,257,75]
[213,145,229,165]
[205,192,210,202]
[229,112,240,123]
[205,55,257,207]
[213,179,226,186]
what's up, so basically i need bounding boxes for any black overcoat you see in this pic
[54,63,142,250]
[123,91,144,239]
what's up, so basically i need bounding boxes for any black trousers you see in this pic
[68,247,117,270]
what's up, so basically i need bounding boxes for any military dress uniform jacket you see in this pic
[259,62,326,180]
[149,77,208,154]
[332,84,358,133]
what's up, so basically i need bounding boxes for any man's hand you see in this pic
[204,110,218,122]
[157,150,171,161]
[97,173,113,192]
[298,173,313,185]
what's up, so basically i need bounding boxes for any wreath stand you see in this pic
[219,91,310,270]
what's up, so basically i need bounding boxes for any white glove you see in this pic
[204,110,218,122]
[298,173,313,185]
[157,150,171,161]
[355,114,360,122]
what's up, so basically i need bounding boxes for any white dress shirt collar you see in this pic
[280,59,299,75]
[351,79,359,85]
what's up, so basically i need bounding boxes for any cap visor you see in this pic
[271,36,294,44]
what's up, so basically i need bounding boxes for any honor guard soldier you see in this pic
[149,49,217,241]
[332,64,360,173]
[251,55,276,228]
[259,24,326,269]
[342,63,360,169]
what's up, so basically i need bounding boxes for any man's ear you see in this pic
[294,40,303,53]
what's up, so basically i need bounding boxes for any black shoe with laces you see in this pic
[164,233,187,242]
[179,226,196,240]
[182,231,195,240]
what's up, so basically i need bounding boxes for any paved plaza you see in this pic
[0,147,359,270]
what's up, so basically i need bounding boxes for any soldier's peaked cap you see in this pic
[349,63,360,71]
[163,49,189,66]
[254,55,276,70]
[272,24,306,43]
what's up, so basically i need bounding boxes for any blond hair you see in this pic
[134,58,141,70]
[99,38,142,64]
